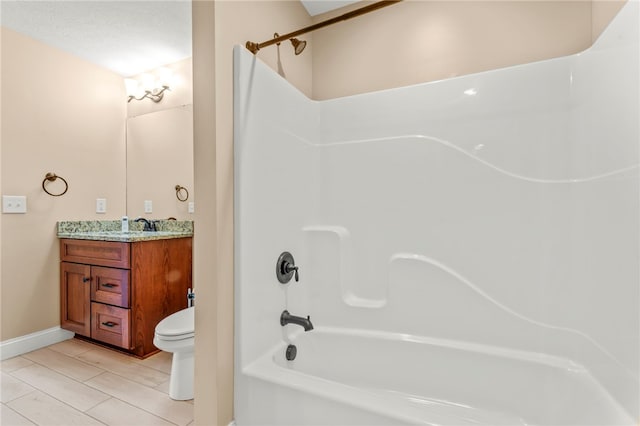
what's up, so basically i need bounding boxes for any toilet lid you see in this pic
[155,306,194,338]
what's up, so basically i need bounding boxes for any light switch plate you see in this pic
[3,195,27,213]
[188,202,195,213]
[96,198,107,214]
[144,200,153,213]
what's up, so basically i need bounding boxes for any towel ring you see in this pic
[175,185,189,202]
[42,173,69,197]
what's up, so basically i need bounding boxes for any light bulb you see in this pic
[155,67,173,87]
[124,78,139,97]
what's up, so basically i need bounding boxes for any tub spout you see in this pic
[280,310,313,331]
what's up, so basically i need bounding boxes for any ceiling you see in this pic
[0,1,192,77]
[301,0,359,16]
[0,0,359,77]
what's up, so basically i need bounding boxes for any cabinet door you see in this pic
[60,262,91,337]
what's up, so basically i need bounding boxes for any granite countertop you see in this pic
[57,220,193,242]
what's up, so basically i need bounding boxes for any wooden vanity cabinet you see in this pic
[60,237,192,357]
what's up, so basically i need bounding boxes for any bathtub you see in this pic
[239,327,633,426]
[234,1,640,423]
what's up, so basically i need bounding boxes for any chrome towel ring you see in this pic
[175,184,189,202]
[42,172,69,197]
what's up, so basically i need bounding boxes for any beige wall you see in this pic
[311,0,620,100]
[592,0,627,43]
[192,3,217,424]
[1,27,126,340]
[192,1,312,424]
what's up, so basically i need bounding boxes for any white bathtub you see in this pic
[240,328,633,426]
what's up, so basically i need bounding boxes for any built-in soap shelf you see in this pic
[303,225,386,309]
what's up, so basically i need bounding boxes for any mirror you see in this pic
[125,58,194,219]
[126,105,194,219]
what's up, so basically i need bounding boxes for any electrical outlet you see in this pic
[188,202,195,213]
[2,195,27,213]
[144,200,153,213]
[96,198,107,214]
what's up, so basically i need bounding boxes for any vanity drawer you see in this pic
[60,239,130,269]
[91,303,131,349]
[91,267,130,308]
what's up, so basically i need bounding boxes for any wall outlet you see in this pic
[96,198,107,214]
[188,201,195,213]
[2,195,27,214]
[144,200,153,213]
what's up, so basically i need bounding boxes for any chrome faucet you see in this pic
[135,217,157,231]
[280,310,313,331]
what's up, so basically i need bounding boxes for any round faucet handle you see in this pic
[276,251,300,283]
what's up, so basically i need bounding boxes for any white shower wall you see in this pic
[234,1,638,420]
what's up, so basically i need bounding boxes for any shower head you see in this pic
[290,38,306,55]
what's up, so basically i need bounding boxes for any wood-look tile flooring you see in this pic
[1,338,193,426]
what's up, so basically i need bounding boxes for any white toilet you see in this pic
[153,306,195,400]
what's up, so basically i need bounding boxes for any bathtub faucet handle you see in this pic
[276,251,300,283]
[285,262,299,282]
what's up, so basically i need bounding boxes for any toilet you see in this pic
[153,306,195,400]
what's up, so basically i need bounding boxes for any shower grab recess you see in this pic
[276,251,299,283]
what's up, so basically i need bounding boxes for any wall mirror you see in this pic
[126,104,194,220]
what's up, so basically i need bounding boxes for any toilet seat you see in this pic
[155,332,194,341]
[155,306,194,341]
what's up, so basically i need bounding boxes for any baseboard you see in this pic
[0,326,74,360]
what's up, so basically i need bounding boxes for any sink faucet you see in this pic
[280,310,313,331]
[135,217,157,231]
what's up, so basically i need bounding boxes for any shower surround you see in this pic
[234,2,639,424]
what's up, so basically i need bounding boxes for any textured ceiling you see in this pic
[0,1,192,77]
[0,0,357,77]
[300,0,360,16]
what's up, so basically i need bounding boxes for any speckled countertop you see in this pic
[57,220,193,242]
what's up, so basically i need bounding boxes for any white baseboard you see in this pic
[0,326,74,360]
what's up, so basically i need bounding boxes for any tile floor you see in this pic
[1,338,193,426]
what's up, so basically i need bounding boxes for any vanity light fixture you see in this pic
[125,81,170,103]
[125,67,172,103]
[130,85,169,103]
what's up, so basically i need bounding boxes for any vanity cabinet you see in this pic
[60,237,192,357]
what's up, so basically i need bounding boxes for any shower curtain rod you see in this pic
[245,0,403,55]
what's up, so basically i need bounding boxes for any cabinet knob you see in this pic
[82,277,91,283]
